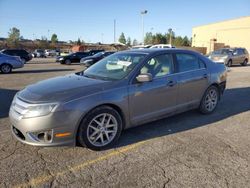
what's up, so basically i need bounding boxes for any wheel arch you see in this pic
[0,62,13,68]
[207,83,221,100]
[75,103,126,145]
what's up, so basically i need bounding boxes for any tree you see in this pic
[51,34,58,44]
[182,36,190,46]
[132,39,138,46]
[152,33,167,44]
[144,32,153,45]
[126,37,131,46]
[118,32,126,44]
[76,38,82,45]
[38,36,49,49]
[7,27,21,48]
[173,36,183,46]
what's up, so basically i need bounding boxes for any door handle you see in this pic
[167,80,176,87]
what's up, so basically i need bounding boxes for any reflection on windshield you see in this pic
[82,53,146,80]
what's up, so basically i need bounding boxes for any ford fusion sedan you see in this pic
[209,48,249,67]
[0,52,24,73]
[9,49,227,150]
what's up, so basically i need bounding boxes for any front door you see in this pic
[128,53,178,125]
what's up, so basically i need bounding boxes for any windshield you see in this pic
[83,52,146,80]
[93,52,105,57]
[212,49,232,55]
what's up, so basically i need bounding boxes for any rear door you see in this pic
[71,53,82,63]
[174,53,208,109]
[129,53,178,125]
[232,49,243,64]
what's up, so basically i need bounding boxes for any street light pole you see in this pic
[168,28,172,45]
[114,19,116,43]
[141,10,148,45]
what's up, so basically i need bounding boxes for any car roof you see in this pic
[121,48,200,56]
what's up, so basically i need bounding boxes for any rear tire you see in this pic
[77,106,122,150]
[65,59,71,65]
[226,59,232,67]
[241,59,248,66]
[0,64,12,74]
[199,86,219,114]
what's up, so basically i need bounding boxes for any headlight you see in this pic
[23,103,58,118]
[59,57,64,60]
[221,56,228,60]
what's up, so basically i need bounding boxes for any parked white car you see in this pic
[150,44,175,48]
[0,53,24,73]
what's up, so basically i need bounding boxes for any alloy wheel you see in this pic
[87,113,118,147]
[204,89,218,112]
[1,64,11,73]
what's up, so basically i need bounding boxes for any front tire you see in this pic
[199,86,219,114]
[241,59,248,66]
[0,64,12,74]
[77,106,122,150]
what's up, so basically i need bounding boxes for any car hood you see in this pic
[81,56,96,61]
[18,73,110,103]
[210,54,229,58]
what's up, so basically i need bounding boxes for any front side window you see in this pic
[140,54,173,78]
[83,53,146,80]
[176,53,200,72]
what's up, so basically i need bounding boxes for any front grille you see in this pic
[12,126,25,140]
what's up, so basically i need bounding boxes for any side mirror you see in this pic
[136,73,153,83]
[233,52,237,56]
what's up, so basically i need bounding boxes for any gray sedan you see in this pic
[0,53,24,73]
[9,49,227,150]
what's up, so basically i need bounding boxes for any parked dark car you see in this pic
[80,51,115,67]
[1,49,32,63]
[57,50,104,64]
[9,49,227,150]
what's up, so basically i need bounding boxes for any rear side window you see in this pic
[176,53,200,72]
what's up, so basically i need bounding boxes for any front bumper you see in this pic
[9,105,80,146]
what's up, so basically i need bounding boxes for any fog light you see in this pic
[28,130,53,143]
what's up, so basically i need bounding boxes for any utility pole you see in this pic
[141,10,148,45]
[168,28,172,45]
[114,19,116,43]
[47,29,50,41]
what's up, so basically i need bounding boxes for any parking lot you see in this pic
[0,58,250,187]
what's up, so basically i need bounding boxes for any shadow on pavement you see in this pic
[0,88,18,119]
[12,69,75,74]
[116,86,250,148]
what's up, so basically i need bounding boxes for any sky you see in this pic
[0,0,249,44]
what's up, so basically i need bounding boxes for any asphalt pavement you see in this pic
[0,59,249,187]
